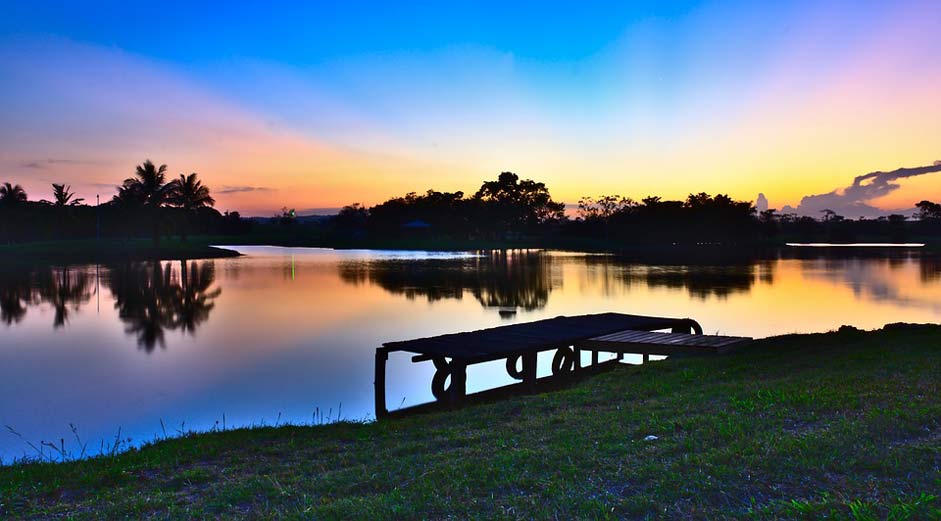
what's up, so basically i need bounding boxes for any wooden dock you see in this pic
[376,312,750,418]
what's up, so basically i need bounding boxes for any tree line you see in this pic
[3,163,940,246]
[326,171,941,245]
[0,160,246,244]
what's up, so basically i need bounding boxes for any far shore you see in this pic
[0,238,240,264]
[0,234,936,266]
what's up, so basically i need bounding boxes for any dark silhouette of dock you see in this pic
[376,312,751,418]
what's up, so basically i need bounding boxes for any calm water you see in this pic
[1,246,939,461]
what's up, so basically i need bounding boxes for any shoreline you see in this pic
[3,323,940,518]
[0,239,240,264]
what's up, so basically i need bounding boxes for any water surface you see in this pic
[1,246,939,461]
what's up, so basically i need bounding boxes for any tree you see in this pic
[115,160,174,245]
[915,200,941,222]
[473,172,565,231]
[0,182,27,206]
[758,209,779,239]
[278,207,297,226]
[168,173,215,241]
[51,184,84,207]
[577,195,634,221]
[169,173,215,211]
[119,160,174,208]
[821,209,843,223]
[334,203,368,232]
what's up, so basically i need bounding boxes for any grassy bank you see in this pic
[3,324,941,519]
[0,239,239,264]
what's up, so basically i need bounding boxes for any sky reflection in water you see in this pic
[1,247,939,461]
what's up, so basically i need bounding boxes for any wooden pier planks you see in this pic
[578,329,751,355]
[381,312,701,362]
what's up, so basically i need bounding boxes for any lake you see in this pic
[1,246,939,462]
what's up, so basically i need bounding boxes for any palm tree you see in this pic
[51,183,84,207]
[116,160,174,245]
[169,173,214,241]
[124,160,173,207]
[170,173,214,210]
[0,182,27,206]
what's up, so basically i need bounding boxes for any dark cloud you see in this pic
[217,185,273,194]
[781,161,941,219]
[20,158,102,169]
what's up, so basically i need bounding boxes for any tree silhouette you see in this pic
[168,173,215,241]
[115,160,175,245]
[119,160,174,207]
[0,182,27,206]
[51,184,84,207]
[473,172,565,233]
[169,173,214,211]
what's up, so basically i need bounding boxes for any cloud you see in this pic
[756,193,769,213]
[781,162,941,219]
[217,185,273,195]
[20,158,105,169]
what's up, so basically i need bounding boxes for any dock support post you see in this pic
[449,360,467,405]
[642,353,650,364]
[374,349,389,419]
[523,352,537,391]
[573,347,581,369]
[591,350,599,366]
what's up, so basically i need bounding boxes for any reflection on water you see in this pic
[108,261,220,351]
[0,266,95,327]
[0,247,938,461]
[0,261,220,351]
[338,250,555,315]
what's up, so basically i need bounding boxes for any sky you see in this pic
[1,1,940,217]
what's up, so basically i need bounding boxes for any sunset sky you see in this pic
[1,1,940,216]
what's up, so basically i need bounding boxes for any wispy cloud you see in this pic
[21,158,104,169]
[217,185,273,194]
[782,162,941,218]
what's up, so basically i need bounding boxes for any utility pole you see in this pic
[96,194,100,241]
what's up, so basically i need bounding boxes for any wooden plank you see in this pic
[382,313,701,360]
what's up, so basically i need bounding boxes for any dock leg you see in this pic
[374,349,389,419]
[591,350,599,366]
[642,353,650,364]
[573,347,581,370]
[523,352,537,391]
[449,360,467,405]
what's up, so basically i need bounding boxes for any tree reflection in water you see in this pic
[107,260,221,352]
[338,250,554,315]
[0,269,34,325]
[37,267,94,328]
[338,250,776,313]
[0,266,95,326]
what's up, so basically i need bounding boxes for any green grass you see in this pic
[2,324,941,519]
[0,238,239,263]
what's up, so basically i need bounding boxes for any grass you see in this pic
[0,238,239,263]
[2,324,941,519]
